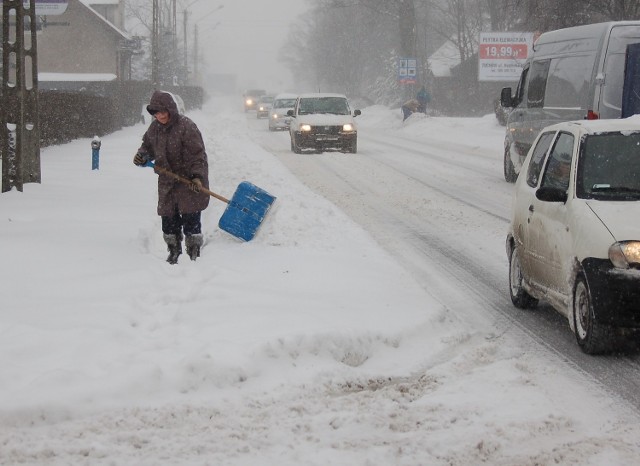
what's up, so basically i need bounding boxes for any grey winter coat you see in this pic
[138,91,210,217]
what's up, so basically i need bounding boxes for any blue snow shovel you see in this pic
[145,162,276,242]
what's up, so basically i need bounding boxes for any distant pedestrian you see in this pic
[417,86,431,113]
[133,90,210,264]
[401,98,420,121]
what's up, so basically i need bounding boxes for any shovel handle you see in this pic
[152,164,230,204]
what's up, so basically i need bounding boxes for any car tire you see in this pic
[291,135,302,154]
[504,143,517,183]
[573,275,614,354]
[508,246,538,309]
[348,139,357,154]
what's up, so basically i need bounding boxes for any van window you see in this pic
[527,132,556,187]
[514,64,530,107]
[527,60,550,108]
[544,56,594,108]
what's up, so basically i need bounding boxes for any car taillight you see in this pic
[586,110,599,120]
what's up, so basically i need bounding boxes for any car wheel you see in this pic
[508,246,538,309]
[504,143,517,183]
[291,135,302,154]
[349,139,357,154]
[573,275,613,354]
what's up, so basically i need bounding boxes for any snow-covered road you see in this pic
[2,97,640,465]
[250,105,640,411]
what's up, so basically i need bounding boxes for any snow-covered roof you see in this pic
[39,72,117,82]
[427,40,460,78]
[79,0,130,40]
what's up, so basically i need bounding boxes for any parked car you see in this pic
[287,93,361,154]
[500,21,640,182]
[268,93,297,131]
[506,118,640,354]
[256,95,275,119]
[243,89,266,112]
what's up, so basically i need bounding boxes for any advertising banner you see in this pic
[478,32,533,82]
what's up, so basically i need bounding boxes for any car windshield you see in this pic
[260,96,274,103]
[298,97,350,115]
[577,132,640,200]
[274,99,296,108]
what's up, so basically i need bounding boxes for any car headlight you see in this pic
[272,113,278,119]
[609,241,640,269]
[342,124,354,132]
[300,124,312,132]
[246,99,253,105]
[259,106,265,111]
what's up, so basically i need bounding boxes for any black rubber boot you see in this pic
[163,233,183,264]
[185,233,203,261]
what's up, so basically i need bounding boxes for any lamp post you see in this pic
[182,0,204,79]
[192,5,224,85]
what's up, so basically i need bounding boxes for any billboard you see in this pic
[478,32,533,82]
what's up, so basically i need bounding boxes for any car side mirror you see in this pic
[353,109,361,117]
[535,186,568,203]
[500,87,513,108]
[287,109,294,117]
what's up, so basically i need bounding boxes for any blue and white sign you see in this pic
[25,0,69,16]
[398,58,417,84]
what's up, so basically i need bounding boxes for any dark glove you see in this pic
[190,177,203,193]
[133,152,148,166]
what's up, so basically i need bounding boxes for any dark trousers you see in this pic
[401,106,413,121]
[162,212,202,236]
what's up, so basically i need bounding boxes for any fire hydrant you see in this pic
[91,136,101,170]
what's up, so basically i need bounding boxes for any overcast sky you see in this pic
[188,0,310,94]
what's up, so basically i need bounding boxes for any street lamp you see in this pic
[182,0,204,74]
[191,5,224,85]
[183,3,223,84]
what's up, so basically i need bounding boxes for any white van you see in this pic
[501,21,640,182]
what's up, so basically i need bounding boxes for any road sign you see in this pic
[398,58,417,84]
[478,32,533,82]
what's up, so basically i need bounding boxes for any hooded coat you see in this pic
[138,91,210,217]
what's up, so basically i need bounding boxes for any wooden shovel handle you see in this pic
[153,165,230,204]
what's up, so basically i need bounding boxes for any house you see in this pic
[37,0,136,85]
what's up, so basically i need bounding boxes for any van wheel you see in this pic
[509,246,538,309]
[504,143,517,183]
[573,275,613,354]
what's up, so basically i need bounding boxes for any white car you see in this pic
[507,119,640,354]
[256,95,275,119]
[287,93,361,154]
[268,93,297,131]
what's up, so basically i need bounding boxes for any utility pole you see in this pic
[2,0,41,193]
[151,0,160,88]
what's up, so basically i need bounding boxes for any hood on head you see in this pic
[146,90,180,118]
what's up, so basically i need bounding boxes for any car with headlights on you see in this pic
[287,93,361,154]
[243,89,266,112]
[256,95,275,119]
[506,118,640,354]
[268,93,297,131]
